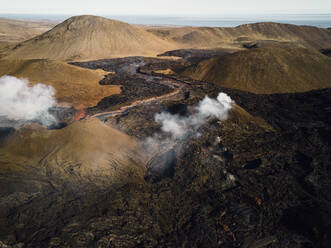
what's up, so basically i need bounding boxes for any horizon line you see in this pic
[1,12,331,17]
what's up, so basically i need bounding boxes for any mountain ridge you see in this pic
[147,21,331,50]
[2,16,331,61]
[2,15,177,61]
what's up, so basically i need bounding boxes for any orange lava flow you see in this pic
[74,108,87,121]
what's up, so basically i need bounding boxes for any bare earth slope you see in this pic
[181,47,331,94]
[0,59,120,107]
[0,118,145,192]
[147,22,331,50]
[0,18,55,43]
[2,15,177,61]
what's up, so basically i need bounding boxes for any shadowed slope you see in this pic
[182,47,331,94]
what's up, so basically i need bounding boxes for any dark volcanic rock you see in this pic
[88,73,173,113]
[47,122,68,130]
[109,84,331,247]
[243,42,258,49]
[244,158,262,169]
[0,127,14,145]
[71,56,188,75]
[145,149,177,183]
[320,48,331,57]
[71,57,146,74]
[158,48,233,64]
[0,56,330,247]
[166,103,189,116]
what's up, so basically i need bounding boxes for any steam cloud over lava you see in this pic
[0,75,57,126]
[143,92,233,168]
[155,93,233,139]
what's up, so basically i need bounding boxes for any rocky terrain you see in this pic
[0,49,330,247]
[0,15,330,248]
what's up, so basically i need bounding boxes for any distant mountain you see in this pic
[0,18,54,42]
[181,47,331,94]
[2,18,330,61]
[2,15,176,61]
[147,22,331,50]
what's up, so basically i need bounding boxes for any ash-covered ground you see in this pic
[0,50,330,248]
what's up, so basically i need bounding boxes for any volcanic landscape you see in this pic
[0,15,331,248]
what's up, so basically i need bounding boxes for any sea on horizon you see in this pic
[0,13,330,28]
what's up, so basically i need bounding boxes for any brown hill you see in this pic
[0,18,55,43]
[0,118,145,192]
[2,15,176,61]
[0,59,120,108]
[181,47,331,94]
[147,22,331,50]
[0,41,14,58]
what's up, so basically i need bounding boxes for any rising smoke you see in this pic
[0,75,57,127]
[155,93,233,139]
[143,92,233,156]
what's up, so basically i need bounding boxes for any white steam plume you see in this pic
[155,92,233,139]
[142,92,233,164]
[0,75,57,126]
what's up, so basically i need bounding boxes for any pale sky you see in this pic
[0,0,330,15]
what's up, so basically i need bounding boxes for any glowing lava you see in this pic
[74,108,86,121]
